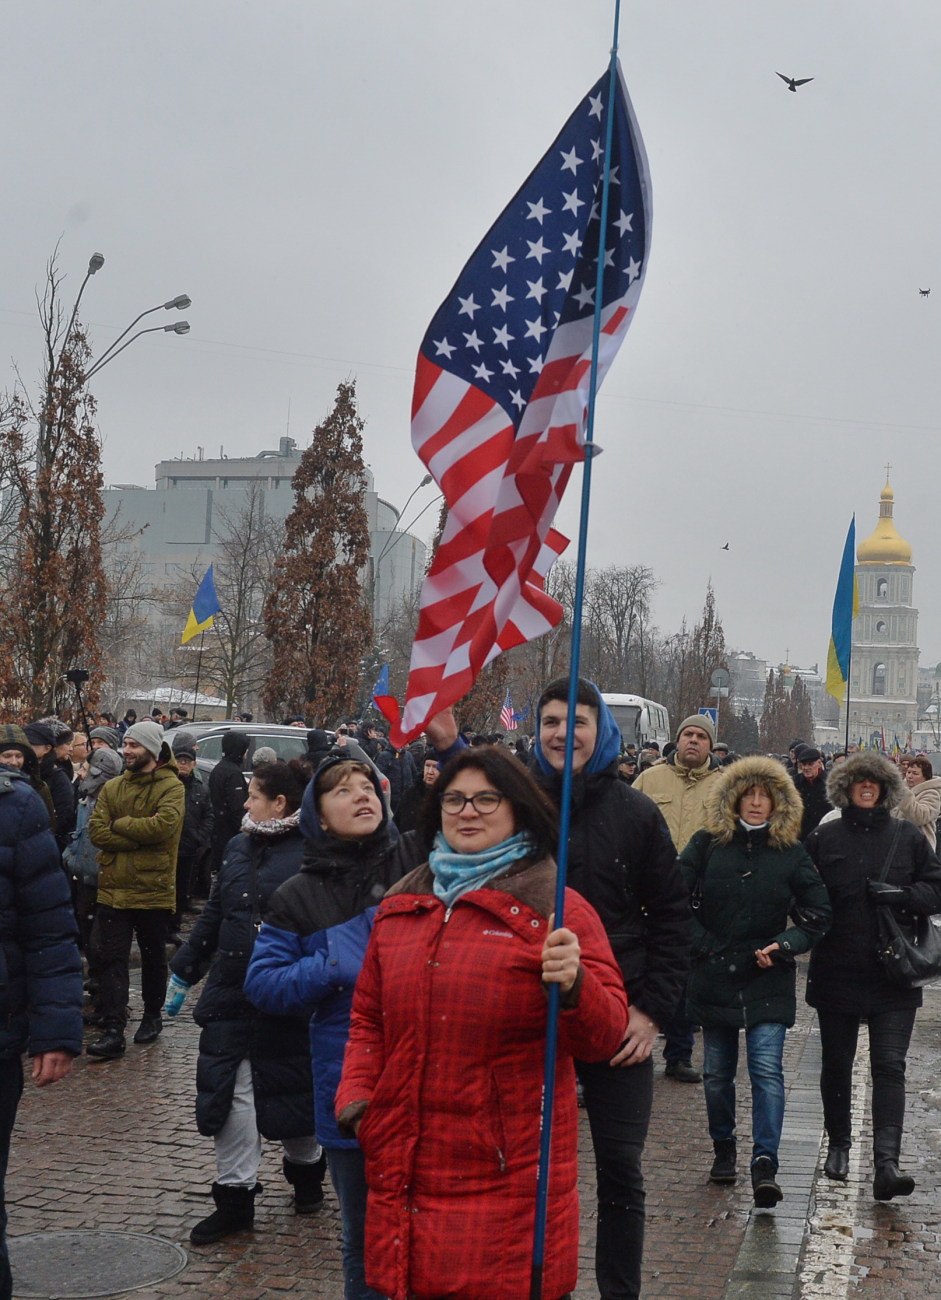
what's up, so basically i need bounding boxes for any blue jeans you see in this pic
[576,1056,652,1300]
[702,1022,786,1167]
[325,1147,383,1300]
[0,1058,24,1300]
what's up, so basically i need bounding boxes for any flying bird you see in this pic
[721,543,730,551]
[776,73,814,92]
[919,288,930,297]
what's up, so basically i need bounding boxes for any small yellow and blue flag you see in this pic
[825,517,859,704]
[181,566,222,645]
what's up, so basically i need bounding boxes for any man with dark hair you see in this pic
[793,747,832,839]
[87,721,185,1058]
[427,680,689,1300]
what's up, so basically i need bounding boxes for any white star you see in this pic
[625,256,642,284]
[574,283,595,310]
[433,337,455,359]
[473,361,494,382]
[526,197,552,225]
[557,268,574,292]
[463,330,484,353]
[509,389,526,410]
[500,358,520,379]
[614,210,633,236]
[561,188,584,216]
[526,276,547,304]
[553,311,561,328]
[591,137,603,163]
[491,284,514,311]
[493,324,514,349]
[608,166,620,186]
[562,230,583,256]
[560,146,582,175]
[588,92,604,119]
[528,355,544,375]
[524,318,547,343]
[491,246,515,272]
[594,246,615,268]
[526,237,549,264]
[457,294,480,318]
[588,200,600,223]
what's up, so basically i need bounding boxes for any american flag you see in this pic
[500,689,517,732]
[381,63,651,746]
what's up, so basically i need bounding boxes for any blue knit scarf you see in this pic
[428,831,534,909]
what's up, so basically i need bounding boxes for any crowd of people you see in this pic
[0,690,940,1300]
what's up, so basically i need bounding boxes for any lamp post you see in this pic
[371,473,435,619]
[85,293,191,379]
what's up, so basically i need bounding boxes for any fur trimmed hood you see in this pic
[704,755,803,848]
[825,751,905,811]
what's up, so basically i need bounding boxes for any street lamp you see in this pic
[86,292,191,378]
[371,473,437,618]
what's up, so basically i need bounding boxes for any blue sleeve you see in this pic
[244,909,377,1016]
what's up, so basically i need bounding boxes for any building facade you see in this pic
[104,439,428,629]
[843,478,919,747]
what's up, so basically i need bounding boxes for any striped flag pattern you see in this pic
[500,689,517,731]
[380,64,651,746]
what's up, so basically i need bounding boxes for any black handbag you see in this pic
[873,822,941,988]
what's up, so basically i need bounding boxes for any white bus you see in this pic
[600,693,671,752]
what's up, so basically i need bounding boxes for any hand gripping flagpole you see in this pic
[530,5,623,1296]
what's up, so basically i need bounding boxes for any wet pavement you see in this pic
[8,962,941,1298]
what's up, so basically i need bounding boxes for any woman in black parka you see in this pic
[680,756,831,1207]
[168,759,323,1243]
[805,751,941,1200]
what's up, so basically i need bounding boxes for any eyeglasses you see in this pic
[439,790,504,815]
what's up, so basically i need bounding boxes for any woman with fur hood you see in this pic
[805,751,941,1200]
[679,756,831,1206]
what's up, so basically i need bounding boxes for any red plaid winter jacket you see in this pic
[336,857,628,1300]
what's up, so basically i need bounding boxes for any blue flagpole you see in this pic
[530,4,623,1296]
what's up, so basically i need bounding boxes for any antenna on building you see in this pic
[286,397,291,437]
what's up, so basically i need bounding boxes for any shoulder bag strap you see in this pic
[877,820,903,883]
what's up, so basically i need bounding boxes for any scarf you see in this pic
[428,830,533,909]
[241,808,302,837]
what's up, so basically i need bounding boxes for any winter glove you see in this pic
[867,880,910,908]
[163,973,191,1017]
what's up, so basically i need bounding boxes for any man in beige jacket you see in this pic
[633,713,721,1081]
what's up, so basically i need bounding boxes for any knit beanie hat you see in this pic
[79,747,124,797]
[0,724,31,759]
[675,713,716,746]
[89,726,122,751]
[24,722,57,749]
[252,745,278,767]
[124,720,165,761]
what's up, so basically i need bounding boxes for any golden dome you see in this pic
[856,477,912,565]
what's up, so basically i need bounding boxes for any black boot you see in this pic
[190,1182,260,1244]
[133,1014,163,1044]
[709,1139,737,1184]
[87,1027,126,1060]
[872,1126,915,1201]
[824,1142,850,1181]
[751,1156,783,1208]
[283,1152,327,1214]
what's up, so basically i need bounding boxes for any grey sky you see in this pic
[3,2,940,675]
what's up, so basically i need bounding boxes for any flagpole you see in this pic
[843,642,852,754]
[530,5,622,1297]
[192,631,205,719]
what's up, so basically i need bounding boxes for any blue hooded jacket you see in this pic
[533,679,622,777]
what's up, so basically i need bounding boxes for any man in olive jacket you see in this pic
[87,721,185,1059]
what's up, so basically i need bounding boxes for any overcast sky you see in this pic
[3,2,940,675]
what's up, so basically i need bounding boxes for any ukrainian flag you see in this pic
[182,566,222,644]
[826,517,859,704]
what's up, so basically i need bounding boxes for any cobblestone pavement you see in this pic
[8,962,941,1298]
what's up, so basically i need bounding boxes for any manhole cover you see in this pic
[9,1230,187,1298]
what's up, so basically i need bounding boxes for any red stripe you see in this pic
[416,385,503,464]
[411,352,440,419]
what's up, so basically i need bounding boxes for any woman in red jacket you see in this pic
[336,747,628,1300]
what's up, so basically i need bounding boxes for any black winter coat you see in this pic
[39,751,76,851]
[805,806,941,1014]
[536,763,691,1031]
[178,769,213,859]
[0,768,83,1059]
[208,756,248,874]
[681,826,831,1029]
[794,772,831,840]
[171,824,313,1139]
